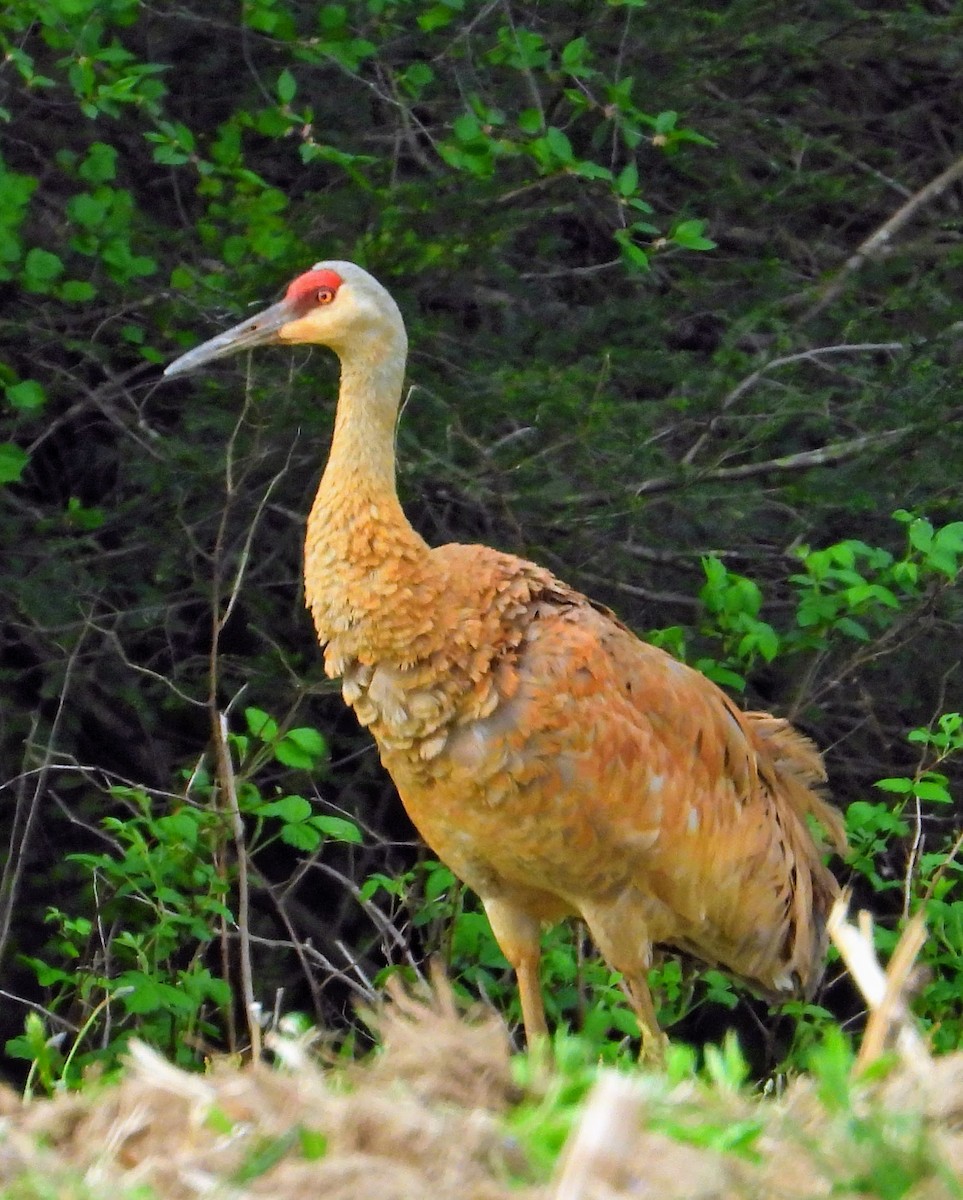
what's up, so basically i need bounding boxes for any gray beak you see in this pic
[163,298,296,377]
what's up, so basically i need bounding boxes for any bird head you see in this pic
[163,260,406,378]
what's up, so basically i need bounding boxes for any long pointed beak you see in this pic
[163,298,296,377]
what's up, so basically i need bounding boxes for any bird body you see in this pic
[165,261,846,1054]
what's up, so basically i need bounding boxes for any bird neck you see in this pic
[304,341,431,655]
[324,351,404,498]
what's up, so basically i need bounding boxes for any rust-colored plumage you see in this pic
[165,261,846,1056]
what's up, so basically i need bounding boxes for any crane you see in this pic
[164,261,847,1058]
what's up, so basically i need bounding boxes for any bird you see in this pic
[164,260,847,1058]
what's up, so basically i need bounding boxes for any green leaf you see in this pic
[671,218,716,251]
[310,814,363,845]
[60,279,97,302]
[418,4,459,32]
[78,142,118,184]
[616,161,639,196]
[116,971,163,1013]
[65,497,105,530]
[695,659,745,690]
[452,112,484,146]
[245,706,279,742]
[748,624,780,662]
[281,726,327,759]
[277,68,297,104]
[930,521,963,575]
[613,228,649,271]
[256,794,313,822]
[170,265,195,290]
[518,107,543,134]
[359,872,404,902]
[907,518,933,553]
[0,443,28,483]
[273,740,314,769]
[572,160,611,181]
[545,126,574,164]
[913,779,951,804]
[835,617,870,641]
[22,956,72,987]
[701,555,728,590]
[298,1127,328,1160]
[874,777,914,794]
[68,191,107,228]
[231,1132,299,1185]
[280,822,322,851]
[6,379,46,410]
[23,247,64,288]
[654,110,679,134]
[423,861,456,900]
[561,36,591,74]
[399,61,434,98]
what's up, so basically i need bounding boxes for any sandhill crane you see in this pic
[165,261,846,1058]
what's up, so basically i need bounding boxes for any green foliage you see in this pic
[697,556,779,686]
[692,513,963,685]
[6,708,357,1088]
[0,441,29,483]
[509,1024,960,1196]
[0,153,36,276]
[8,788,232,1082]
[845,712,963,1054]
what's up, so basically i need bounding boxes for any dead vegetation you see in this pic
[0,904,961,1200]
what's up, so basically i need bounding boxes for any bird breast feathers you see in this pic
[331,544,840,865]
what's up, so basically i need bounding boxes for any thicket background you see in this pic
[1,0,961,1084]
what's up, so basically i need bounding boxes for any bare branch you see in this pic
[682,342,905,466]
[635,427,910,497]
[212,710,261,1059]
[0,623,89,967]
[220,443,297,631]
[801,152,963,323]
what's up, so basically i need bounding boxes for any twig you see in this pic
[827,895,929,1076]
[212,710,261,1059]
[575,569,701,610]
[0,990,78,1033]
[499,0,544,127]
[635,427,910,497]
[800,152,963,323]
[220,444,297,629]
[0,623,88,967]
[682,343,905,466]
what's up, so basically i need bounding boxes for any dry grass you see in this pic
[0,905,960,1200]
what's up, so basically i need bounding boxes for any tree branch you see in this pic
[801,152,963,323]
[634,427,910,497]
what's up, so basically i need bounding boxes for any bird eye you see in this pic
[316,286,336,305]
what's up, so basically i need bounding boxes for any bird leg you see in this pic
[620,971,668,1065]
[483,898,548,1048]
[579,901,667,1064]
